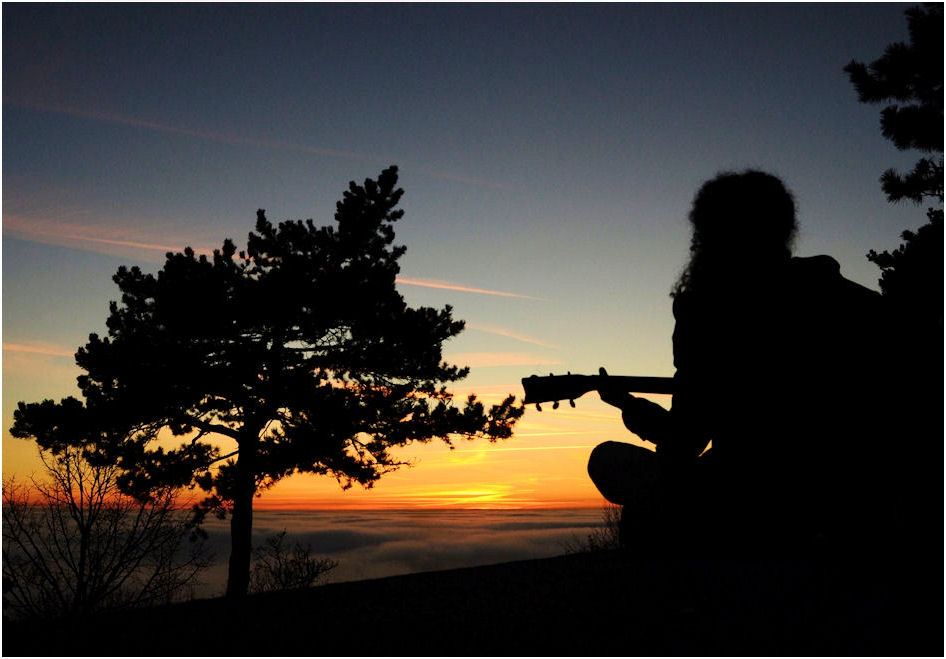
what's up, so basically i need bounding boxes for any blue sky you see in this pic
[2,3,928,503]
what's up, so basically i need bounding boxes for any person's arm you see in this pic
[599,372,712,464]
[598,368,672,444]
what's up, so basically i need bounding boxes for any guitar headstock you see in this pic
[521,372,597,411]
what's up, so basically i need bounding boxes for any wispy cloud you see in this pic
[466,323,559,348]
[7,100,385,163]
[445,352,564,368]
[5,215,540,300]
[3,342,75,357]
[56,233,188,253]
[3,213,209,262]
[396,277,541,300]
[7,99,509,189]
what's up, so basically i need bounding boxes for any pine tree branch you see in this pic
[183,416,241,442]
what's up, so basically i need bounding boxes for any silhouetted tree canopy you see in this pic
[844,3,943,204]
[867,207,942,309]
[12,166,523,597]
[845,4,943,322]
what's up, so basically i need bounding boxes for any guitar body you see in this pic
[521,373,674,409]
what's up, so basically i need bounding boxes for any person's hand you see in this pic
[597,366,634,410]
[598,367,670,443]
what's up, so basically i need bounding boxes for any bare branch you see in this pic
[2,447,210,620]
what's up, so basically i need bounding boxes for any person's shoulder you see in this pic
[789,254,842,278]
[789,255,880,303]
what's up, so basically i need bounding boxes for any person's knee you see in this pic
[589,440,626,462]
[588,441,635,505]
[588,441,622,478]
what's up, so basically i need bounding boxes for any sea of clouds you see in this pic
[193,508,607,598]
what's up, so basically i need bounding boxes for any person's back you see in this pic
[671,252,888,553]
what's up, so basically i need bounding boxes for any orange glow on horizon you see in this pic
[3,339,643,514]
[251,487,606,511]
[3,396,639,512]
[250,500,605,511]
[4,395,633,513]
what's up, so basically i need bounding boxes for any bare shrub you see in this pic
[563,504,623,554]
[250,531,337,593]
[2,447,210,620]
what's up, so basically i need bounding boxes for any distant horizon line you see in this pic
[232,505,607,513]
[173,502,609,513]
[1,498,608,513]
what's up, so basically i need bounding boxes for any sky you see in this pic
[2,3,928,510]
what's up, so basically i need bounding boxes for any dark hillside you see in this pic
[3,551,940,656]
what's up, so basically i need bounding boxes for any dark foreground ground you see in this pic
[4,551,942,656]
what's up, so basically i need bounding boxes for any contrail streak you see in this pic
[5,215,540,300]
[445,352,563,368]
[3,342,74,357]
[3,214,209,257]
[7,100,383,163]
[466,323,559,348]
[396,277,541,300]
[56,232,191,254]
[7,99,509,188]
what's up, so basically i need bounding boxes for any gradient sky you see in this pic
[2,3,926,509]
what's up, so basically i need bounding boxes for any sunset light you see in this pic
[3,6,937,650]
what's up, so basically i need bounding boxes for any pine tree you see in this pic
[12,166,523,597]
[844,3,943,323]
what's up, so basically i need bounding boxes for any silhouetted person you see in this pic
[589,171,903,556]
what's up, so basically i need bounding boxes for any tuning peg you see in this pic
[569,399,576,408]
[552,401,560,410]
[535,403,542,412]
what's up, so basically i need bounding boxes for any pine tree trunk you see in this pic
[225,440,257,598]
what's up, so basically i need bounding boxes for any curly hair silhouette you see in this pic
[673,170,798,297]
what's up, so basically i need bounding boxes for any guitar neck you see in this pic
[599,375,675,395]
[521,373,675,407]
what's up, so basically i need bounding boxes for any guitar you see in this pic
[521,369,674,411]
